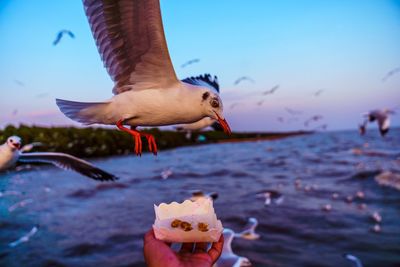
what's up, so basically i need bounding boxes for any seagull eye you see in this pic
[211,99,219,108]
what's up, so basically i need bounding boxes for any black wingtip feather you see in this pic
[182,73,219,93]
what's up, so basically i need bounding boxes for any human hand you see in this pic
[143,229,224,267]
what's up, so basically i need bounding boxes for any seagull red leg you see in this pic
[116,120,158,156]
[116,120,143,156]
[142,133,158,156]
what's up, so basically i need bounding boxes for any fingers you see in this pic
[193,242,208,253]
[180,242,194,253]
[143,229,156,244]
[208,235,224,263]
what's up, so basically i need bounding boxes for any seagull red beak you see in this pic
[14,143,21,150]
[214,111,232,135]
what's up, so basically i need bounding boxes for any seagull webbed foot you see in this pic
[116,120,157,156]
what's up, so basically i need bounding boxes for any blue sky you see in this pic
[0,0,399,131]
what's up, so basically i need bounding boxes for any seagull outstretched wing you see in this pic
[18,152,117,181]
[83,0,179,94]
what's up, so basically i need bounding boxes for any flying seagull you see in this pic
[215,229,252,267]
[56,0,231,156]
[229,102,242,110]
[256,99,265,106]
[234,76,255,85]
[181,58,200,68]
[343,254,363,267]
[285,107,303,116]
[360,109,394,136]
[234,217,260,240]
[9,226,39,248]
[13,80,25,87]
[53,30,75,46]
[189,190,218,202]
[256,189,284,205]
[0,136,117,181]
[304,115,323,127]
[313,124,328,131]
[263,85,279,95]
[8,198,34,212]
[314,89,324,97]
[382,66,400,82]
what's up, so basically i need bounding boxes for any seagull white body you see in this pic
[0,140,43,171]
[56,0,231,153]
[0,144,19,171]
[0,136,116,181]
[214,229,252,267]
[61,84,211,126]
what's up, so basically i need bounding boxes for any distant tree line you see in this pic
[0,125,308,158]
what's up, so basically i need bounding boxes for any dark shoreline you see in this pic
[0,125,312,158]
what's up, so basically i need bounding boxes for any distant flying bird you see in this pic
[234,76,255,85]
[343,254,363,267]
[189,190,218,202]
[181,58,200,68]
[277,117,284,123]
[229,102,241,110]
[36,93,49,98]
[13,80,25,87]
[287,117,299,123]
[313,124,328,131]
[263,85,279,95]
[9,226,39,248]
[215,229,252,267]
[382,66,400,82]
[0,136,117,181]
[360,109,394,136]
[256,99,265,106]
[285,107,303,115]
[304,115,323,127]
[314,89,324,97]
[234,217,260,240]
[256,190,284,205]
[12,109,18,116]
[53,30,75,46]
[56,0,231,156]
[358,122,367,136]
[8,198,33,212]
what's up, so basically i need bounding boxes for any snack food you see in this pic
[153,198,223,243]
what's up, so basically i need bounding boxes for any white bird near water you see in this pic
[234,217,260,240]
[359,109,394,137]
[189,190,219,202]
[56,0,231,156]
[214,229,252,267]
[343,253,363,267]
[0,136,116,181]
[9,225,39,248]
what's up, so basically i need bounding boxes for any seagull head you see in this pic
[7,136,21,150]
[201,90,231,135]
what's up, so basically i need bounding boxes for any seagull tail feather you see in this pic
[56,98,110,125]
